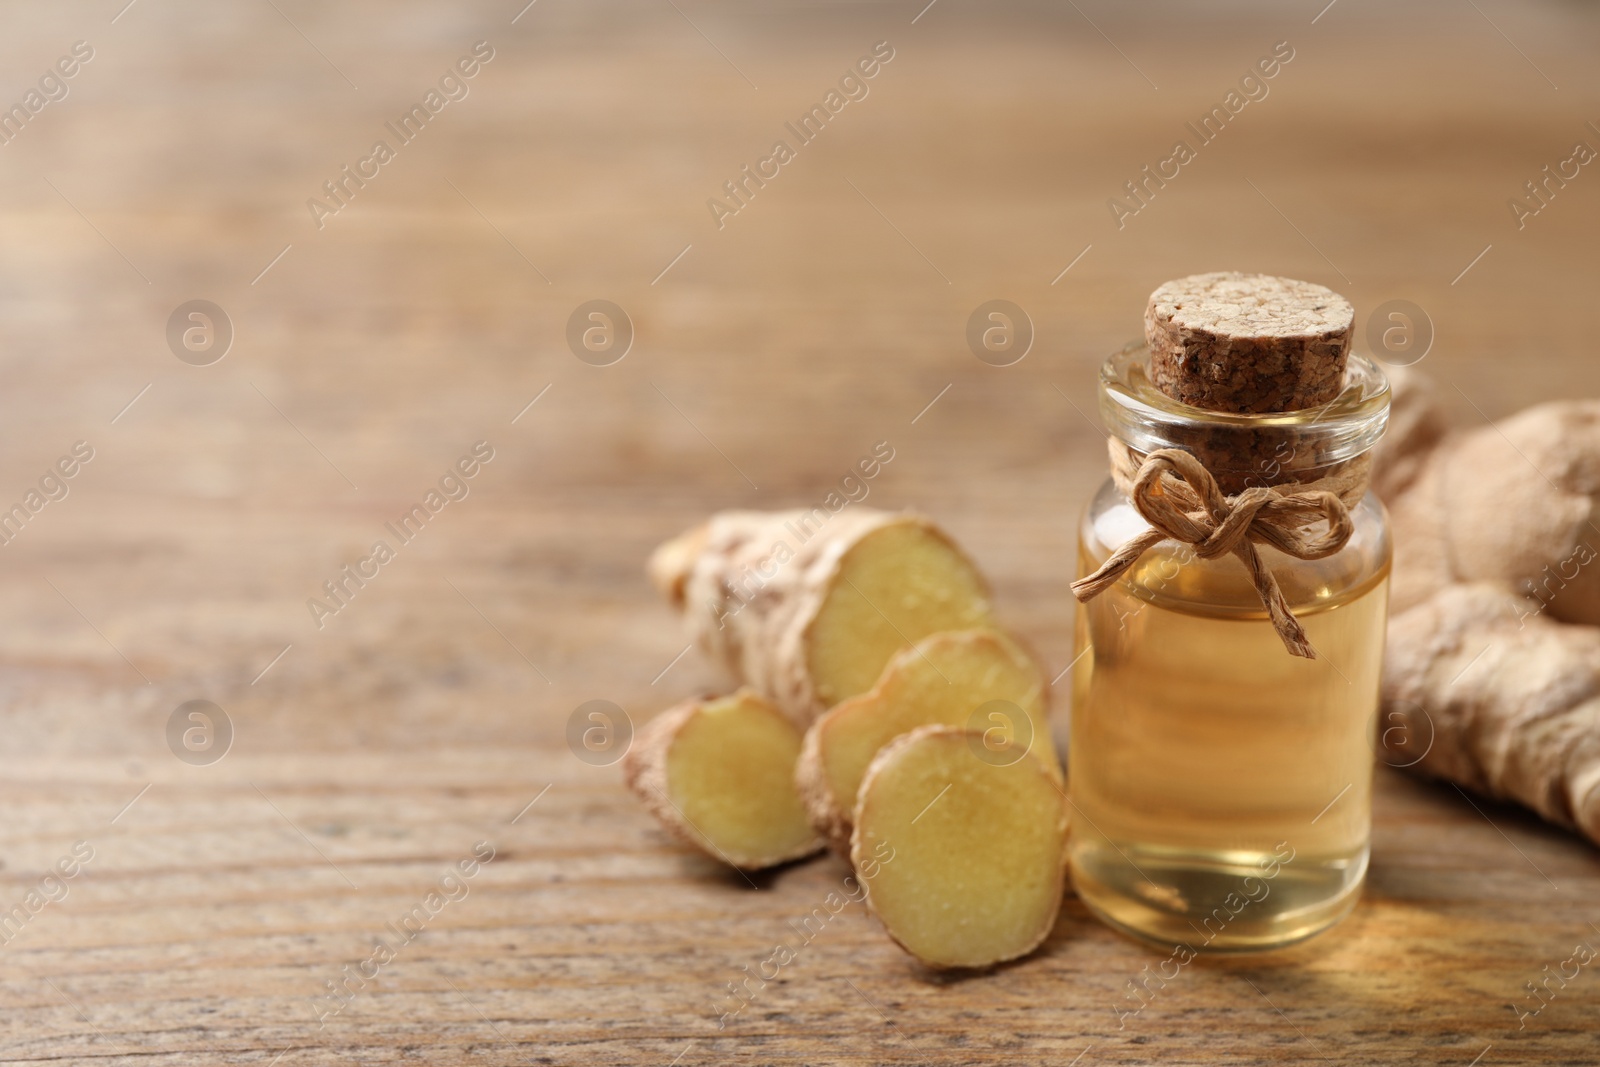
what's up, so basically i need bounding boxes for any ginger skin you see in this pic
[1375,368,1600,845]
[1379,368,1600,623]
[648,509,994,724]
[1383,584,1600,843]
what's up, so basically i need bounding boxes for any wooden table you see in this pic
[2,1,1598,1063]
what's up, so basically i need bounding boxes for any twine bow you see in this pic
[1070,446,1363,658]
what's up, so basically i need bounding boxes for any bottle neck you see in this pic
[1104,436,1375,505]
[1097,343,1391,497]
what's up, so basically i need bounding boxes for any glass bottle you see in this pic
[1069,343,1391,952]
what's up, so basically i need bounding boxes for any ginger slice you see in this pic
[796,629,1057,852]
[851,726,1068,969]
[804,520,994,710]
[623,689,822,870]
[648,509,994,724]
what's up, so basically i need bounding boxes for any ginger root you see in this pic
[1375,368,1600,845]
[623,689,822,869]
[1378,368,1600,623]
[636,510,1069,967]
[1382,583,1600,843]
[851,725,1068,969]
[796,628,1057,853]
[648,509,994,723]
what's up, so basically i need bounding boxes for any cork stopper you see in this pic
[1145,272,1353,415]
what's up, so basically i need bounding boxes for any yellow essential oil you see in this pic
[1068,344,1392,952]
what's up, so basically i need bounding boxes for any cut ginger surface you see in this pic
[648,509,994,723]
[804,520,994,710]
[624,690,821,870]
[852,726,1068,969]
[797,628,1056,851]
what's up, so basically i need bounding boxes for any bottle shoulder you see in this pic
[1078,477,1392,617]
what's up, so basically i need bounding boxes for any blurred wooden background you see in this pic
[0,0,1598,1063]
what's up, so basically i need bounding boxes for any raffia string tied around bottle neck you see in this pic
[1070,438,1372,659]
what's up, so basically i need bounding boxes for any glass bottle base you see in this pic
[1070,839,1366,953]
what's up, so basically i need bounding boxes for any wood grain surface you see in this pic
[2,1,1599,1063]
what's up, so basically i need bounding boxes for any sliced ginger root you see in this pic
[796,629,1057,852]
[851,725,1068,969]
[623,689,822,870]
[805,521,994,709]
[648,509,993,724]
